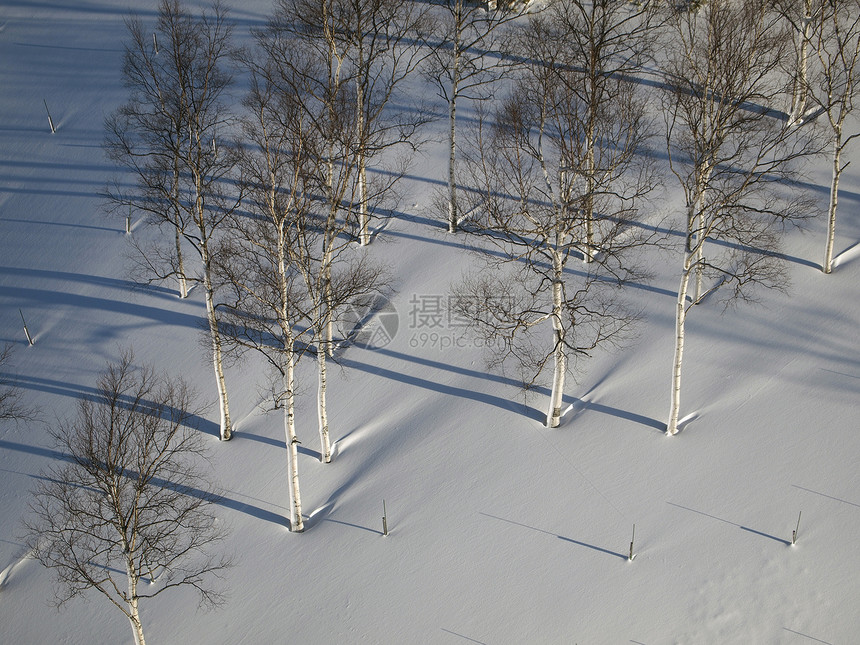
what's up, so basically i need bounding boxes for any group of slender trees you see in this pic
[94,0,860,534]
[13,0,860,642]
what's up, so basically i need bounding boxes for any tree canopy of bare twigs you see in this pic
[0,344,35,424]
[661,0,815,435]
[454,3,658,429]
[424,0,530,233]
[104,0,240,441]
[276,0,430,247]
[23,352,231,645]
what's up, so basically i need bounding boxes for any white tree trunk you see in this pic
[823,132,842,274]
[789,2,812,124]
[175,226,188,299]
[546,278,566,428]
[284,349,304,532]
[125,556,146,645]
[448,23,461,234]
[584,121,596,263]
[358,152,369,246]
[667,259,692,436]
[324,151,337,355]
[448,92,459,233]
[690,167,710,303]
[356,56,370,246]
[693,222,704,303]
[202,245,231,441]
[317,336,332,463]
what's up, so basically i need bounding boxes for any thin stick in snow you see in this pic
[628,524,635,562]
[19,309,34,346]
[153,32,158,55]
[382,500,389,537]
[43,99,55,133]
[792,511,802,545]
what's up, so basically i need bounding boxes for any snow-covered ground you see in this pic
[1,1,859,643]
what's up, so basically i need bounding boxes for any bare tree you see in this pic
[807,0,860,274]
[0,344,36,423]
[287,0,429,246]
[104,0,240,441]
[218,48,387,526]
[239,8,390,468]
[455,11,656,428]
[424,0,529,233]
[775,0,823,124]
[22,352,231,645]
[256,0,412,369]
[521,0,659,262]
[661,0,813,436]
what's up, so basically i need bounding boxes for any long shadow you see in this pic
[2,1,158,18]
[631,219,820,271]
[338,356,545,422]
[0,439,73,464]
[0,285,204,330]
[793,485,860,509]
[12,42,124,54]
[370,347,665,431]
[1,217,120,234]
[440,628,488,644]
[7,374,220,438]
[382,223,676,299]
[0,266,178,298]
[238,431,321,460]
[782,628,834,644]
[406,27,787,120]
[0,437,286,527]
[666,502,790,546]
[480,512,628,561]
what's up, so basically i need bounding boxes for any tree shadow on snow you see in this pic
[337,356,546,423]
[666,502,790,546]
[480,512,629,561]
[365,348,665,432]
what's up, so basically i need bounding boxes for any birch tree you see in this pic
[244,5,389,466]
[217,78,313,529]
[287,0,429,246]
[662,0,813,436]
[774,0,823,124]
[523,0,659,262]
[230,41,388,473]
[455,15,656,428]
[23,352,231,645]
[424,0,529,233]
[104,0,239,441]
[808,0,860,274]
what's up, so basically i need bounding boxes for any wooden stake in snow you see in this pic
[792,511,802,545]
[628,524,635,561]
[19,309,34,346]
[382,500,389,536]
[126,207,132,234]
[44,99,55,134]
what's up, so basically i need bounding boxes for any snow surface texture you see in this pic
[1,1,859,643]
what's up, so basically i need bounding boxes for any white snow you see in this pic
[1,2,859,643]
